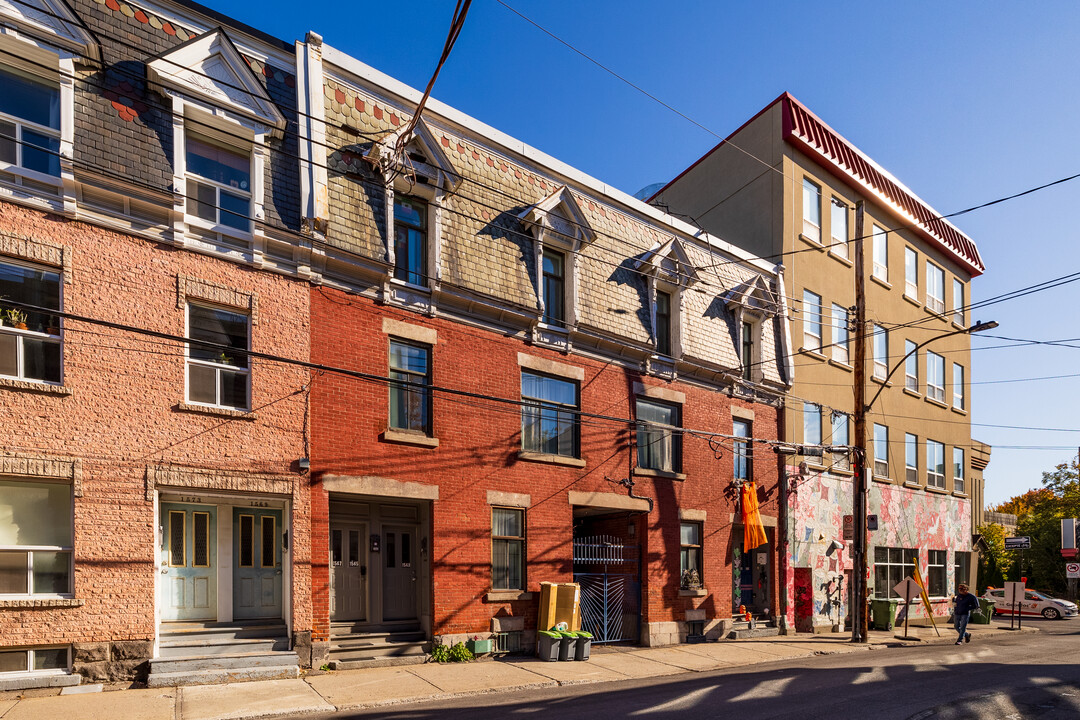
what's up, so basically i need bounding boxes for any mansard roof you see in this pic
[0,0,100,62]
[634,236,699,288]
[518,185,595,245]
[365,116,460,191]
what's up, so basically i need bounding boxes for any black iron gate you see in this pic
[573,535,640,644]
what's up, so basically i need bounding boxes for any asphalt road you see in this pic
[309,619,1080,720]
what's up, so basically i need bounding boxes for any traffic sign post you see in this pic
[893,577,920,639]
[1005,580,1025,631]
[1004,536,1031,550]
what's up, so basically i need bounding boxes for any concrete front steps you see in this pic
[727,616,781,640]
[147,620,299,687]
[327,621,429,670]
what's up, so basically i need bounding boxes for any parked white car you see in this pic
[983,588,1079,619]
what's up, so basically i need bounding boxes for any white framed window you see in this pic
[389,338,432,435]
[655,289,673,357]
[0,257,62,384]
[953,363,965,410]
[0,646,69,675]
[873,423,889,477]
[393,195,428,286]
[491,507,524,591]
[872,225,888,281]
[905,433,918,485]
[953,447,965,494]
[926,261,945,314]
[927,351,945,402]
[802,178,821,242]
[830,197,848,257]
[953,278,965,325]
[0,65,60,185]
[541,248,565,327]
[0,478,72,596]
[184,132,252,239]
[637,397,681,473]
[904,246,918,298]
[802,289,822,351]
[874,547,917,598]
[740,320,755,380]
[831,412,850,470]
[831,303,849,364]
[904,340,918,392]
[186,302,250,410]
[927,439,945,489]
[521,370,579,458]
[928,550,947,596]
[873,324,888,380]
[680,522,703,590]
[803,403,821,446]
[733,418,752,481]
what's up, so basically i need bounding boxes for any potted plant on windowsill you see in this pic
[5,309,28,330]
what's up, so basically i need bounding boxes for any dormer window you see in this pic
[393,195,428,286]
[655,290,672,357]
[185,134,251,234]
[541,249,565,327]
[634,237,698,365]
[0,66,60,179]
[724,273,780,384]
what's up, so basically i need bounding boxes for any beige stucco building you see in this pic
[651,93,989,630]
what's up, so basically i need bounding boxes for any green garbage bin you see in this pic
[871,598,900,631]
[968,597,995,624]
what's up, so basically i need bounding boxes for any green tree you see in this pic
[977,521,1013,591]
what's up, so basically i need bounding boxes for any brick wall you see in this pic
[309,287,780,641]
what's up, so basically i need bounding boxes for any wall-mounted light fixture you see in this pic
[298,458,310,471]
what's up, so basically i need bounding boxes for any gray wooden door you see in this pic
[381,525,417,621]
[330,523,367,621]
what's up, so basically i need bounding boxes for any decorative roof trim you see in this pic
[147,27,285,134]
[634,236,699,288]
[517,185,595,244]
[780,93,984,276]
[365,116,460,192]
[0,0,100,64]
[724,274,778,317]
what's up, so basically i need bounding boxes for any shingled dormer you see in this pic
[723,273,778,383]
[634,237,698,363]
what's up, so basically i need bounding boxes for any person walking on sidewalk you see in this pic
[953,584,979,645]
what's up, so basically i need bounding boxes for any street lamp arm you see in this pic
[864,320,998,413]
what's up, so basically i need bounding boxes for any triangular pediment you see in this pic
[147,28,285,134]
[634,236,699,288]
[366,118,459,191]
[0,0,100,63]
[724,274,778,316]
[518,185,595,245]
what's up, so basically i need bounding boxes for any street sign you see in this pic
[1067,563,1080,579]
[867,514,878,531]
[843,515,854,541]
[893,576,920,602]
[1004,536,1032,550]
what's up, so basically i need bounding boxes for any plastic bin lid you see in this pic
[538,630,560,638]
[575,631,593,638]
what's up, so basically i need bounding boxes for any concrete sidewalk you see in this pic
[0,623,1030,720]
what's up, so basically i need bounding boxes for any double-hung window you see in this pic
[874,547,917,598]
[680,522,703,589]
[636,397,681,473]
[803,403,822,446]
[904,340,918,392]
[186,303,249,410]
[831,412,850,470]
[393,196,428,286]
[873,424,889,477]
[491,507,524,591]
[873,325,888,380]
[872,225,888,281]
[521,371,578,457]
[905,433,918,485]
[733,419,752,481]
[185,134,251,235]
[802,290,822,351]
[0,258,61,383]
[830,197,848,257]
[0,478,72,596]
[904,247,918,298]
[953,447,965,494]
[952,278,965,325]
[928,550,946,596]
[655,290,672,356]
[541,249,565,327]
[831,304,849,364]
[389,339,432,435]
[926,262,945,314]
[802,178,821,242]
[0,66,61,183]
[927,351,945,402]
[954,551,971,591]
[953,363,965,410]
[740,321,754,380]
[926,439,945,489]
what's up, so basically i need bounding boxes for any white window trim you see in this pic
[724,274,777,384]
[0,645,71,676]
[953,363,965,410]
[633,236,699,363]
[873,423,889,478]
[904,340,918,392]
[831,303,848,364]
[927,439,945,489]
[904,433,918,485]
[0,475,74,599]
[873,324,888,380]
[952,278,965,326]
[184,300,251,411]
[0,254,64,386]
[926,260,946,314]
[953,447,966,494]
[802,177,821,242]
[872,225,888,282]
[802,290,822,352]
[904,246,918,299]
[927,351,946,402]
[829,197,849,257]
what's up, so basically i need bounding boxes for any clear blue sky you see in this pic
[212,0,1080,507]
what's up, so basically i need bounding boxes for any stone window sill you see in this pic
[828,358,853,372]
[952,491,969,498]
[0,598,84,608]
[485,590,533,602]
[679,588,708,597]
[517,451,586,469]
[798,233,824,249]
[872,473,893,484]
[923,305,947,321]
[925,396,948,409]
[381,429,440,448]
[870,274,892,290]
[829,250,853,267]
[871,375,892,387]
[951,406,968,416]
[175,402,257,420]
[800,347,827,361]
[902,387,922,399]
[0,377,72,396]
[926,485,948,495]
[633,467,686,481]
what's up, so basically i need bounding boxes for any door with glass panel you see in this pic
[330,523,367,621]
[160,503,217,622]
[381,525,418,621]
[233,508,283,620]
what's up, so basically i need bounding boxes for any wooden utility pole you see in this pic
[850,200,869,643]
